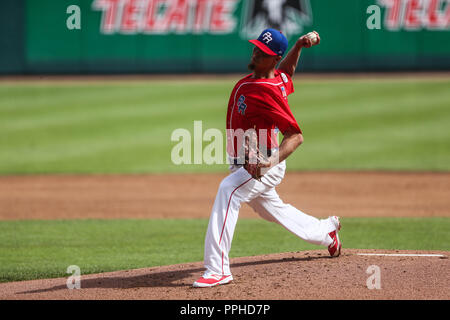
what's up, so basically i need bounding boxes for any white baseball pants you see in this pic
[203,161,336,277]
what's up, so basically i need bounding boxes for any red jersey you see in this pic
[226,69,302,158]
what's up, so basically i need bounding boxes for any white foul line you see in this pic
[357,253,445,257]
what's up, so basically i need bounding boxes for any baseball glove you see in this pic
[243,129,269,181]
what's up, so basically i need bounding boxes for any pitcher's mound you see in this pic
[1,249,448,300]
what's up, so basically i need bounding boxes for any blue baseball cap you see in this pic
[249,28,288,56]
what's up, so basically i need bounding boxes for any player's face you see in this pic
[248,46,280,72]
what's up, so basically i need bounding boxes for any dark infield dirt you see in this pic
[0,172,449,300]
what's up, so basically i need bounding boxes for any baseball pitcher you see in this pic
[193,29,342,288]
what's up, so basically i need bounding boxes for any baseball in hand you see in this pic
[305,31,320,45]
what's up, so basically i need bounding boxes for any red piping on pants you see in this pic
[218,177,252,274]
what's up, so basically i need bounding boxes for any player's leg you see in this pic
[202,167,253,278]
[247,196,280,223]
[195,164,284,287]
[248,188,338,247]
[202,167,273,276]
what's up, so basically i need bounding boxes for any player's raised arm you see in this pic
[278,31,320,78]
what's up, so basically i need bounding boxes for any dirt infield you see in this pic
[0,249,448,300]
[0,172,449,300]
[2,71,450,84]
[1,172,449,220]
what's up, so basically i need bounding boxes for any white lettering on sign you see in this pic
[377,0,450,31]
[92,0,239,34]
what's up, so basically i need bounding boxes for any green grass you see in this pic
[0,77,449,174]
[0,217,448,282]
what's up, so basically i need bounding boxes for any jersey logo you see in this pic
[237,95,247,115]
[281,72,288,83]
[281,86,287,99]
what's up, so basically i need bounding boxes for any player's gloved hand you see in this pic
[244,152,271,181]
[243,129,271,181]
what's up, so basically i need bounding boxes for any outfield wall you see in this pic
[1,0,449,74]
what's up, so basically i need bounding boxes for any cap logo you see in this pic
[262,32,273,44]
